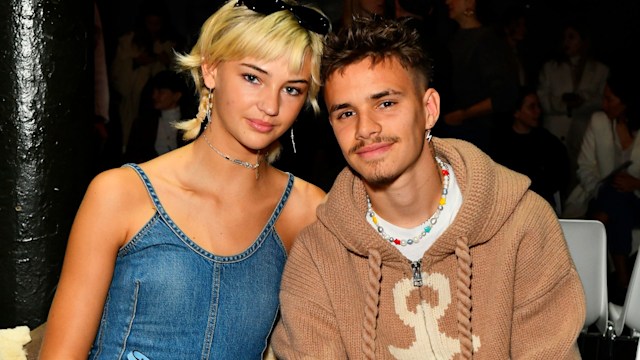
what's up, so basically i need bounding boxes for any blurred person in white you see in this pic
[537,18,609,189]
[564,63,640,303]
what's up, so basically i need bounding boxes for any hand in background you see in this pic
[561,92,584,109]
[612,171,640,192]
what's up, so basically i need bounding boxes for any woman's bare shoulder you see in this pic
[88,166,144,198]
[76,166,157,248]
[80,166,153,220]
[291,176,327,211]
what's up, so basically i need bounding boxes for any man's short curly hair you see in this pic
[321,16,433,90]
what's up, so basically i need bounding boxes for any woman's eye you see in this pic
[284,86,302,96]
[243,74,259,84]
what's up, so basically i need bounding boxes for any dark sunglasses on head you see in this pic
[236,0,331,35]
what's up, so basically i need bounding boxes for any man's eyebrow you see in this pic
[370,89,402,99]
[329,103,350,114]
[328,89,403,114]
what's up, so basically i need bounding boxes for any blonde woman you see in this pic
[39,1,329,359]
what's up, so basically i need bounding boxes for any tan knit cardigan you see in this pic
[272,138,585,359]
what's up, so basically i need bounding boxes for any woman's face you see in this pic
[562,27,584,57]
[144,14,164,36]
[202,54,312,152]
[445,0,472,22]
[602,84,626,121]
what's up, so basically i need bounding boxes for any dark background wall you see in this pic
[0,0,93,329]
[96,0,639,71]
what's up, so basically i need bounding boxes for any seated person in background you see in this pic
[125,70,195,163]
[566,64,640,302]
[537,19,609,191]
[492,85,571,213]
[272,16,584,359]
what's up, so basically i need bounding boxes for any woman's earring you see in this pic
[290,128,297,154]
[204,89,213,130]
[425,129,432,143]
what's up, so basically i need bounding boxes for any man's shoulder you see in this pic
[293,218,340,250]
[508,190,561,233]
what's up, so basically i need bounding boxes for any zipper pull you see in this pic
[411,260,423,287]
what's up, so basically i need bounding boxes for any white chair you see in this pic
[559,219,609,335]
[608,251,640,349]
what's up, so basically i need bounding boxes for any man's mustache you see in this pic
[349,136,400,155]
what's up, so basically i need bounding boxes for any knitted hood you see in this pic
[318,137,531,260]
[316,137,532,359]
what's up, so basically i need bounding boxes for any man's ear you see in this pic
[201,62,218,89]
[423,88,441,130]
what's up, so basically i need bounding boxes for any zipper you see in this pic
[410,260,423,287]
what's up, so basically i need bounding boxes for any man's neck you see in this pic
[364,157,444,228]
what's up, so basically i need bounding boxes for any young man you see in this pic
[271,17,585,359]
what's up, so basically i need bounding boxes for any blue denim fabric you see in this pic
[89,163,292,360]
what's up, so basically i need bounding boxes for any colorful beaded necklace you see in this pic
[366,157,450,246]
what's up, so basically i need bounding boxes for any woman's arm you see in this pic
[444,98,492,125]
[576,115,605,196]
[39,169,142,359]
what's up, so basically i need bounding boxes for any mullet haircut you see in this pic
[320,17,433,89]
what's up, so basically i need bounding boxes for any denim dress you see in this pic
[89,163,291,360]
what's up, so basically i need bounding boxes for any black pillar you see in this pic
[0,0,92,328]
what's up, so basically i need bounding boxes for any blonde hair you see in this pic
[175,0,326,141]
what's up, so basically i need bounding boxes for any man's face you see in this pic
[324,57,438,186]
[152,88,181,110]
[514,93,541,129]
[563,27,584,57]
[357,0,386,16]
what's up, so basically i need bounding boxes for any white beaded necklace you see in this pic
[366,157,450,246]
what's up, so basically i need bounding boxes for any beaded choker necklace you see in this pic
[366,157,450,246]
[202,132,261,179]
